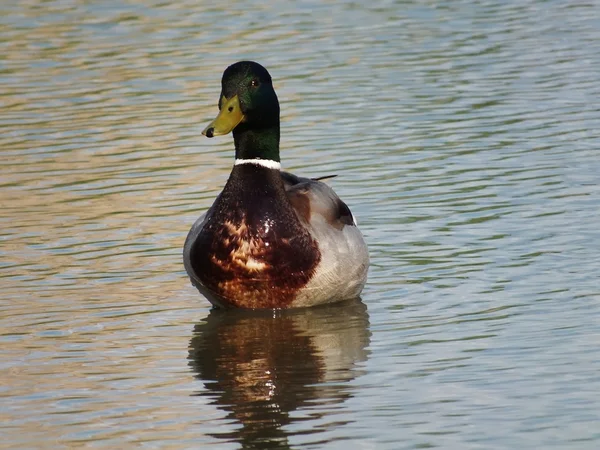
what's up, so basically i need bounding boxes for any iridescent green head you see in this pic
[203,61,280,138]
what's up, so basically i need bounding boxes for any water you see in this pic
[2,0,599,448]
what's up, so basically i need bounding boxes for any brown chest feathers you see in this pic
[189,215,321,308]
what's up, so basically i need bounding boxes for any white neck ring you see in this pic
[234,159,281,170]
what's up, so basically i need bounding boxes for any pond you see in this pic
[2,0,599,448]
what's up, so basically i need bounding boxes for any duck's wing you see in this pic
[281,171,356,229]
[281,171,368,307]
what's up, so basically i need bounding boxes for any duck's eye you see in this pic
[250,79,260,88]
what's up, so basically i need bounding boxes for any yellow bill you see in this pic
[202,95,244,138]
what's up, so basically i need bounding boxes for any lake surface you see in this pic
[2,0,600,448]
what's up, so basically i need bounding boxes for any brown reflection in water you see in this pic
[188,299,370,449]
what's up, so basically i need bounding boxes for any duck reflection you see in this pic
[188,298,370,449]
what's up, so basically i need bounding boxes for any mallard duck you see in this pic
[183,61,368,309]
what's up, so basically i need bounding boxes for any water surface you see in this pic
[2,0,600,448]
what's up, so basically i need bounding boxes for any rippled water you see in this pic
[2,0,600,448]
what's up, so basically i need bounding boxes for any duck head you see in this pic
[202,61,280,138]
